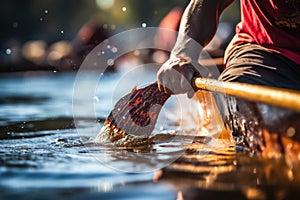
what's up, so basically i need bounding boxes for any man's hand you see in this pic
[157,55,198,98]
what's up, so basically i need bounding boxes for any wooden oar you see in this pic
[194,77,300,113]
[98,76,300,145]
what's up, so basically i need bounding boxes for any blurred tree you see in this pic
[0,0,239,44]
[0,0,240,71]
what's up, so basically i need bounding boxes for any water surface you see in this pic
[0,71,299,200]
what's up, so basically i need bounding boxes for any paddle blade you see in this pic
[101,83,171,142]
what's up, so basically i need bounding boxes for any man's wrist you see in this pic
[171,34,203,61]
[168,53,209,78]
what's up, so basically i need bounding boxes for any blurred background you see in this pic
[0,0,240,72]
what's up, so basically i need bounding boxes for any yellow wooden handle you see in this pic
[194,77,300,113]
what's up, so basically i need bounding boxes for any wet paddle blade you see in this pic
[100,83,171,142]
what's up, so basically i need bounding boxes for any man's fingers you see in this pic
[158,72,172,94]
[157,67,167,92]
[157,74,163,92]
[187,90,195,99]
[165,75,175,94]
[157,57,200,95]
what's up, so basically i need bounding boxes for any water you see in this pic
[0,71,299,200]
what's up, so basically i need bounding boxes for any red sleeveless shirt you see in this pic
[225,0,300,64]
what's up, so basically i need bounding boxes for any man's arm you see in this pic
[157,0,235,95]
[173,0,235,58]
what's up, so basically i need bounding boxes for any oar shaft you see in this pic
[194,77,300,113]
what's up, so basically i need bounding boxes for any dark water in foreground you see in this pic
[0,71,300,200]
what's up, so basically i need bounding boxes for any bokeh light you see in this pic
[96,0,114,10]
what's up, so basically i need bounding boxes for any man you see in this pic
[157,0,300,153]
[157,0,300,95]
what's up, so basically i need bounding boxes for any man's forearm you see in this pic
[172,0,235,59]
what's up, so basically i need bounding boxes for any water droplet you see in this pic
[117,108,121,111]
[45,10,48,14]
[107,45,111,49]
[111,24,116,30]
[122,6,127,12]
[12,22,18,28]
[111,47,118,53]
[103,24,108,29]
[93,96,100,102]
[141,22,147,28]
[133,50,140,56]
[122,116,126,119]
[40,18,43,21]
[100,73,104,76]
[287,127,296,137]
[101,51,105,54]
[60,30,64,34]
[5,48,11,55]
[53,70,57,73]
[107,59,114,66]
